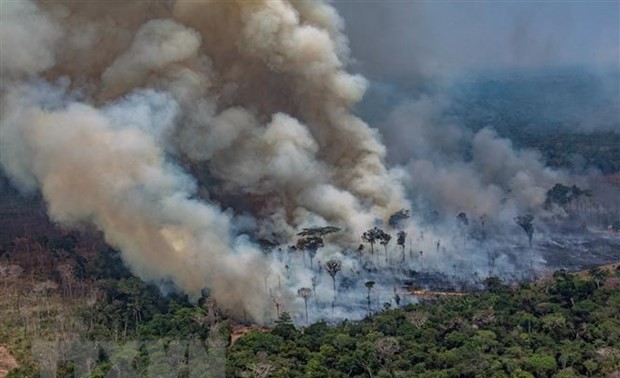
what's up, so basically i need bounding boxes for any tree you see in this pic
[364,281,375,316]
[363,227,391,263]
[515,214,535,276]
[296,236,323,269]
[406,310,429,329]
[375,337,400,373]
[246,361,275,378]
[296,226,340,269]
[273,312,295,339]
[515,214,535,247]
[388,209,410,229]
[324,259,342,294]
[589,267,608,288]
[297,287,312,325]
[397,231,407,262]
[362,228,381,255]
[545,183,592,209]
[525,354,556,377]
[378,231,392,263]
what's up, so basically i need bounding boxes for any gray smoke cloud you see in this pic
[2,0,615,324]
[334,1,619,76]
[383,97,567,223]
[0,0,407,322]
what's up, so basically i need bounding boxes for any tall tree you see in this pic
[324,259,342,294]
[515,214,535,247]
[296,226,340,269]
[378,231,392,263]
[364,280,375,316]
[397,231,407,262]
[362,227,381,255]
[297,287,312,324]
[296,236,323,270]
[375,337,400,373]
[363,227,391,263]
[273,312,295,339]
[515,214,536,276]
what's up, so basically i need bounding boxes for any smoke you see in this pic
[335,1,619,76]
[336,1,619,314]
[0,0,408,323]
[374,91,568,224]
[1,1,616,325]
[0,0,62,77]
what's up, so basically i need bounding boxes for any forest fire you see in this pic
[0,0,618,328]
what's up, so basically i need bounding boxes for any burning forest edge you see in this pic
[1,0,619,376]
[0,0,619,327]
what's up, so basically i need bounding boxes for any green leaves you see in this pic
[226,268,620,377]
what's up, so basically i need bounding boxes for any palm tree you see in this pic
[296,236,323,270]
[515,214,535,247]
[515,214,535,275]
[297,287,312,324]
[324,259,342,294]
[363,227,391,264]
[379,232,392,263]
[362,228,380,255]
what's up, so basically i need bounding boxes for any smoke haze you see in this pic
[1,0,409,322]
[1,0,618,324]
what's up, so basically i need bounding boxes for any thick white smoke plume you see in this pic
[0,0,406,322]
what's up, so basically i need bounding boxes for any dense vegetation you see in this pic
[3,213,619,378]
[4,250,618,378]
[1,177,619,378]
[228,269,620,378]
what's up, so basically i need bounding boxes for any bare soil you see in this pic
[0,346,18,378]
[230,324,269,346]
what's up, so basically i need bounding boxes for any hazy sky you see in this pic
[334,1,620,79]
